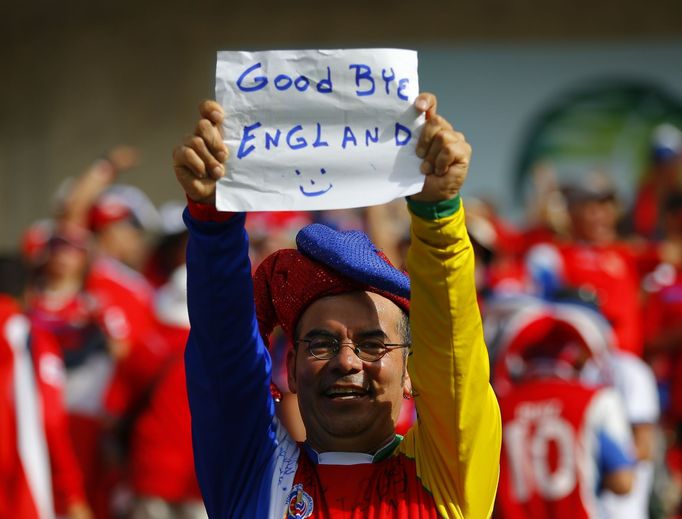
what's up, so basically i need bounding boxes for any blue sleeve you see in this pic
[183,210,278,517]
[597,430,635,476]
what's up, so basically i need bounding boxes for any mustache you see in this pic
[321,374,369,391]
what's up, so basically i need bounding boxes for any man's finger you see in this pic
[184,134,225,180]
[430,131,467,176]
[440,143,472,182]
[414,92,437,120]
[173,144,208,179]
[195,118,228,164]
[420,130,454,176]
[432,139,460,176]
[174,165,216,204]
[415,115,451,159]
[199,100,224,126]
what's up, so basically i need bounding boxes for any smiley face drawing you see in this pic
[296,168,333,197]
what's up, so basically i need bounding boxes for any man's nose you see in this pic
[330,344,364,372]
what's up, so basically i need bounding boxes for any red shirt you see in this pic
[127,323,201,500]
[497,379,618,519]
[86,256,156,346]
[0,296,53,519]
[632,181,661,240]
[643,264,682,418]
[30,326,87,513]
[556,242,644,355]
[103,320,196,506]
[290,446,439,518]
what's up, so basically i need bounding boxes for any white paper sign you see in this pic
[215,49,425,212]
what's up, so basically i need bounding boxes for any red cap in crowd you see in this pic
[88,195,133,232]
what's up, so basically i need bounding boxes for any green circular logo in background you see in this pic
[514,79,682,202]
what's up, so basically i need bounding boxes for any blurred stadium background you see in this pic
[1,0,681,248]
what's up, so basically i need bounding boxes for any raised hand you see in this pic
[172,100,228,204]
[410,93,471,203]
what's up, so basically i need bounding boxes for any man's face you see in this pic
[98,220,147,270]
[287,291,410,454]
[569,198,618,244]
[46,241,88,280]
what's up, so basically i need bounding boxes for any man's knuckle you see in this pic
[434,131,447,145]
[183,147,196,162]
[189,136,205,150]
[210,130,224,149]
[196,118,212,134]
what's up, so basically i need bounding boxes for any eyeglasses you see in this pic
[295,337,410,362]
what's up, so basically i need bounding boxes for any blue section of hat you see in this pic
[296,223,410,299]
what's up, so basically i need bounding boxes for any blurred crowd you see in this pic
[1,121,682,519]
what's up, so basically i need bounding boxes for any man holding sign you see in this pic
[173,49,501,519]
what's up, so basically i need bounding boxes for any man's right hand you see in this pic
[172,100,228,205]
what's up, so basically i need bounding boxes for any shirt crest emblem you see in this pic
[285,483,314,519]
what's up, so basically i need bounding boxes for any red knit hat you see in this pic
[253,223,410,346]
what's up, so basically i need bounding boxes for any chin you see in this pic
[319,411,394,444]
[321,415,373,438]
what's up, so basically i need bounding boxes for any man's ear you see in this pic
[286,347,298,394]
[402,369,412,399]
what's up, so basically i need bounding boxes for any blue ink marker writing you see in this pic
[297,168,333,197]
[237,122,262,158]
[286,125,307,150]
[381,68,395,94]
[294,76,310,92]
[236,63,267,92]
[236,63,333,94]
[316,67,333,93]
[312,123,329,148]
[349,64,375,96]
[397,78,409,101]
[365,128,379,146]
[341,126,357,149]
[265,129,281,150]
[395,123,411,146]
[274,74,293,91]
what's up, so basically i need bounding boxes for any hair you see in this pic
[397,310,411,348]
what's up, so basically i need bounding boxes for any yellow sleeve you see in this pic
[398,197,501,518]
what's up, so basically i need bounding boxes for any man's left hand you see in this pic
[410,93,471,203]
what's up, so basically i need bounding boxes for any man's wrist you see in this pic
[406,195,461,220]
[186,196,235,222]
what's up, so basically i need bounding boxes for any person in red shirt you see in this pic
[31,324,93,519]
[1,294,92,517]
[642,193,682,415]
[22,221,111,518]
[85,193,158,353]
[492,306,635,518]
[640,192,682,514]
[525,173,645,356]
[22,149,160,518]
[630,123,682,241]
[54,146,159,361]
[0,295,54,519]
[110,265,207,519]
